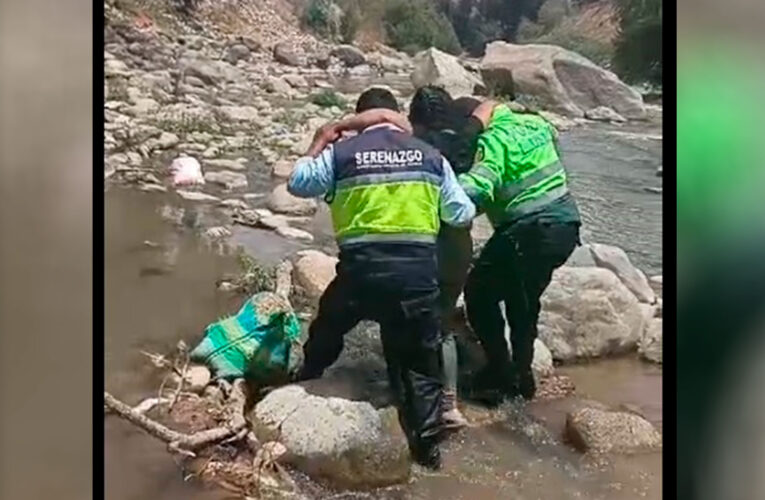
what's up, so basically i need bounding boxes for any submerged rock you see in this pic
[565,406,662,453]
[176,190,220,202]
[539,266,645,361]
[249,385,410,487]
[276,225,314,242]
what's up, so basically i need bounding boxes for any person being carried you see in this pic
[455,98,582,404]
[288,88,476,469]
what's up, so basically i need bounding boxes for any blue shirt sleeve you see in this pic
[287,145,335,198]
[440,157,476,227]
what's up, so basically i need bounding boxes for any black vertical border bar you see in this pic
[93,0,106,496]
[662,0,677,497]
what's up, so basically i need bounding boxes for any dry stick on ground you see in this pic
[104,379,248,457]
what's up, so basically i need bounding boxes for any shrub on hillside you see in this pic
[382,0,462,55]
[534,23,614,68]
[301,0,343,40]
[613,0,661,84]
[310,90,346,109]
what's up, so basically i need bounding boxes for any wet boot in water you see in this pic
[411,436,442,470]
[517,368,536,401]
[466,364,519,406]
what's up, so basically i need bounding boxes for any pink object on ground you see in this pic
[170,156,205,186]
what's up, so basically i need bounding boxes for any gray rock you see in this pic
[224,44,250,65]
[264,76,293,94]
[204,158,246,171]
[565,406,662,453]
[176,190,220,202]
[649,275,662,297]
[276,225,314,242]
[273,42,305,67]
[330,45,366,67]
[411,48,485,98]
[249,385,410,487]
[481,42,646,119]
[639,318,662,364]
[585,106,627,123]
[590,243,656,304]
[267,183,317,216]
[272,159,294,178]
[293,250,338,300]
[156,132,180,149]
[183,365,211,393]
[217,105,260,122]
[128,98,159,116]
[283,74,309,89]
[539,266,645,361]
[204,170,248,190]
[182,59,240,86]
[219,198,249,210]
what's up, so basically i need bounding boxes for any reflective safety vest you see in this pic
[329,127,445,247]
[459,105,570,228]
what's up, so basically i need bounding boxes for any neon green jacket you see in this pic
[458,104,574,228]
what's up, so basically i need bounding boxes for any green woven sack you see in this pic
[190,292,302,383]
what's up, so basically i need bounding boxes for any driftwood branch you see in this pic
[105,379,248,456]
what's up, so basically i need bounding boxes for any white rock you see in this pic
[639,318,662,364]
[156,132,180,149]
[539,266,645,361]
[176,190,220,202]
[204,170,248,190]
[481,42,646,119]
[204,159,247,171]
[589,243,656,304]
[272,159,294,178]
[276,225,314,242]
[267,184,317,216]
[249,385,410,486]
[217,105,261,122]
[585,106,627,123]
[183,365,211,393]
[410,48,485,98]
[219,198,249,210]
[293,250,338,299]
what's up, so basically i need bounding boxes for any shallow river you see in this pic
[105,117,662,499]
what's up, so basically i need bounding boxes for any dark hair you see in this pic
[408,85,454,131]
[452,96,482,118]
[355,87,399,113]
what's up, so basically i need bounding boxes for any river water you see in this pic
[105,117,662,499]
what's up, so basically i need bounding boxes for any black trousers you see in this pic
[464,221,580,377]
[300,257,444,451]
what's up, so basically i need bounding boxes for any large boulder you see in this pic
[249,385,410,486]
[639,318,662,364]
[267,183,318,216]
[538,266,645,361]
[273,42,305,67]
[410,48,486,98]
[565,243,656,304]
[480,42,646,119]
[293,250,338,300]
[330,45,366,67]
[565,406,662,453]
[182,58,240,86]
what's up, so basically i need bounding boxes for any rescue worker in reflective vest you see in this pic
[288,88,476,468]
[456,98,582,404]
